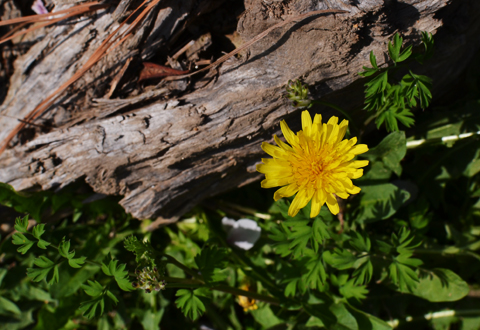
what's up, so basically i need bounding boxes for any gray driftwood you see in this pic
[1,0,479,224]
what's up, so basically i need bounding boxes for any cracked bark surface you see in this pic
[1,0,479,223]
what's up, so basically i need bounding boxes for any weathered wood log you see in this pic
[1,0,479,224]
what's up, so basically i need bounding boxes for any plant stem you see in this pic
[310,101,353,122]
[406,131,480,149]
[159,276,203,284]
[160,276,280,305]
[163,254,203,281]
[363,113,377,128]
[211,284,281,305]
[310,100,359,133]
[387,309,480,328]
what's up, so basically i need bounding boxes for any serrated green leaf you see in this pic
[58,238,75,260]
[29,224,51,249]
[27,256,59,284]
[175,289,206,321]
[269,225,292,257]
[14,216,30,233]
[106,290,119,305]
[312,218,330,244]
[284,279,299,297]
[79,295,105,319]
[12,233,34,254]
[365,72,388,98]
[377,240,393,254]
[397,45,412,62]
[388,33,404,63]
[289,225,313,258]
[349,232,371,252]
[82,280,104,297]
[79,281,117,319]
[358,51,379,77]
[359,66,379,77]
[339,279,369,301]
[68,256,87,269]
[303,257,327,290]
[124,236,155,266]
[389,262,419,291]
[323,249,356,270]
[347,306,393,330]
[195,247,229,283]
[101,260,132,291]
[396,254,423,267]
[32,223,45,239]
[370,51,378,69]
[416,31,434,64]
[36,238,50,250]
[353,260,373,285]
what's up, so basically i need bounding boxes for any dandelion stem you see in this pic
[163,254,203,281]
[211,284,281,305]
[311,100,353,123]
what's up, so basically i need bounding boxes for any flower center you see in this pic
[290,144,333,189]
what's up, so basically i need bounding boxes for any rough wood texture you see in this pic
[1,0,480,222]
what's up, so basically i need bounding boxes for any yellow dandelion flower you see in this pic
[257,110,369,217]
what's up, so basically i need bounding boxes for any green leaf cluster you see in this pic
[269,200,330,258]
[359,32,434,132]
[79,280,119,319]
[194,246,229,283]
[59,238,87,268]
[175,289,208,321]
[124,235,156,267]
[12,216,50,254]
[101,260,133,291]
[378,227,423,291]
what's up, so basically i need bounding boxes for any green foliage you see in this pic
[339,279,369,302]
[194,246,229,283]
[27,256,59,285]
[303,255,327,290]
[124,235,156,267]
[405,268,469,302]
[354,183,410,223]
[323,248,357,270]
[12,232,34,254]
[101,260,133,291]
[175,289,207,321]
[380,227,423,291]
[59,238,86,268]
[0,183,47,221]
[269,200,331,258]
[3,29,480,330]
[79,280,118,319]
[359,32,433,132]
[363,131,407,176]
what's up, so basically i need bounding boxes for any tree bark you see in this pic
[0,0,479,223]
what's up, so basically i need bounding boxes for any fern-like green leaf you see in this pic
[27,256,59,285]
[12,233,34,254]
[101,260,133,291]
[175,289,207,321]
